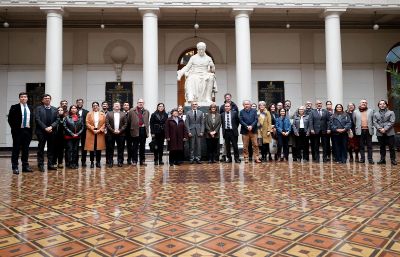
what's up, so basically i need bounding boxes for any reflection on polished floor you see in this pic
[0,154,399,257]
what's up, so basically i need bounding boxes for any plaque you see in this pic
[258,81,285,104]
[105,82,133,109]
[26,82,45,140]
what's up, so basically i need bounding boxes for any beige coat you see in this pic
[257,110,272,143]
[85,111,106,151]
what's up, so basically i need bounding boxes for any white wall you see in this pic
[0,28,398,146]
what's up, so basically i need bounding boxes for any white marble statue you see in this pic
[177,42,218,106]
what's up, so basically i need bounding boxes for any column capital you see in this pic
[139,8,160,17]
[231,8,253,18]
[40,6,64,15]
[323,8,347,18]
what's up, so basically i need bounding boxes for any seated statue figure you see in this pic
[177,42,218,106]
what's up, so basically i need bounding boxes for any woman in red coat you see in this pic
[165,108,188,166]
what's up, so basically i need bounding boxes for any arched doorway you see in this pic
[386,43,400,132]
[177,48,214,106]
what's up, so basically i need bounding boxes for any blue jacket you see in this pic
[239,108,258,134]
[329,113,351,134]
[275,116,292,134]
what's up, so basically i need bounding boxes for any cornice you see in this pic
[0,0,400,9]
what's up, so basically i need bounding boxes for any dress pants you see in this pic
[11,128,32,169]
[377,135,396,161]
[242,131,259,160]
[333,133,348,162]
[311,132,328,161]
[153,133,165,162]
[295,129,309,160]
[90,134,101,164]
[125,134,133,163]
[66,138,80,166]
[132,127,147,163]
[359,129,373,161]
[37,132,55,167]
[206,138,219,161]
[107,134,125,164]
[189,133,202,161]
[224,130,240,160]
[80,132,87,164]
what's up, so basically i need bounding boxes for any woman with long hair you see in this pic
[85,102,106,168]
[329,104,352,163]
[257,101,272,162]
[346,102,360,162]
[150,103,168,165]
[204,103,221,163]
[63,105,84,169]
[53,106,66,168]
[275,108,291,161]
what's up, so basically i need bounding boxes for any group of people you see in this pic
[8,92,397,174]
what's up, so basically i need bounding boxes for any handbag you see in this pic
[269,138,277,154]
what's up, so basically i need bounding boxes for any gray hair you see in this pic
[258,101,266,106]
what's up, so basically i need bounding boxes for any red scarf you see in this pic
[137,107,144,126]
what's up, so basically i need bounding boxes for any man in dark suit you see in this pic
[221,102,241,163]
[309,100,330,162]
[106,102,127,167]
[35,94,58,172]
[8,92,34,174]
[122,101,133,164]
[185,101,205,164]
[76,99,89,167]
[219,93,239,162]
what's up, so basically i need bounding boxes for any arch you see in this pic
[168,37,224,64]
[103,39,136,64]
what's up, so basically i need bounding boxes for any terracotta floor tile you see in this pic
[250,235,291,252]
[0,243,37,257]
[45,241,89,257]
[151,238,191,255]
[200,237,241,254]
[98,239,141,256]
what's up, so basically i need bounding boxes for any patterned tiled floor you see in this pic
[0,153,400,257]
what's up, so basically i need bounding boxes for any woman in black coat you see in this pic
[63,105,84,169]
[53,106,66,168]
[204,103,221,163]
[150,103,169,165]
[165,108,188,166]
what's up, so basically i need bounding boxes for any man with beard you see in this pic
[76,99,89,167]
[353,99,375,164]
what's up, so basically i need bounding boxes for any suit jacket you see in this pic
[34,105,58,135]
[128,107,150,137]
[329,113,352,135]
[221,111,240,137]
[79,108,89,131]
[373,109,395,136]
[353,108,374,136]
[309,109,330,134]
[204,113,222,139]
[239,108,258,134]
[106,111,128,136]
[185,109,205,136]
[292,114,311,136]
[8,103,34,133]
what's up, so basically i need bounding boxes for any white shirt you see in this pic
[300,115,304,129]
[114,112,120,131]
[20,103,30,128]
[94,111,100,128]
[78,109,83,117]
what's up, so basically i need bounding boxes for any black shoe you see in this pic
[140,161,147,166]
[48,165,57,170]
[174,161,181,166]
[90,162,94,168]
[293,158,297,162]
[154,160,159,165]
[170,162,174,166]
[22,166,33,172]
[159,161,164,165]
[117,163,123,167]
[208,160,212,164]
[38,165,45,172]
[391,160,397,165]
[226,158,232,163]
[81,162,87,167]
[235,158,241,163]
[12,168,19,175]
[132,161,137,166]
[108,163,113,168]
[269,155,273,161]
[96,163,101,168]
[190,160,194,164]
[368,160,375,164]
[323,159,328,163]
[195,160,202,164]
[127,161,132,165]
[220,156,226,162]
[377,160,386,165]
[358,159,365,163]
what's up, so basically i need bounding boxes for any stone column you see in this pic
[140,8,159,111]
[233,8,253,105]
[41,7,64,105]
[324,8,345,105]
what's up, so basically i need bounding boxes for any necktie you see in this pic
[194,110,197,121]
[23,104,27,128]
[227,112,231,129]
[318,109,321,117]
